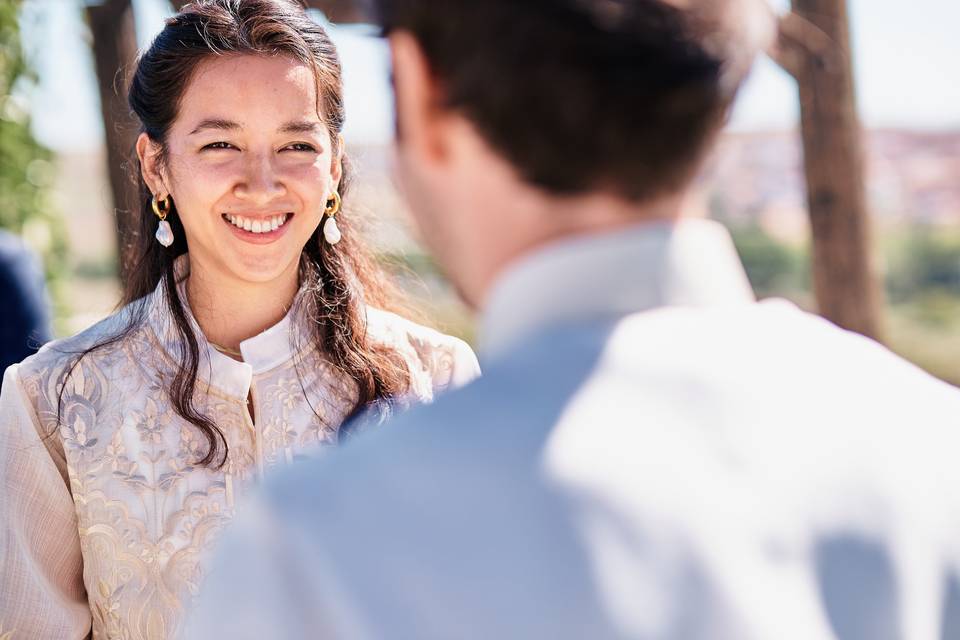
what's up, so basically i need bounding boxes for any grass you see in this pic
[886,294,960,387]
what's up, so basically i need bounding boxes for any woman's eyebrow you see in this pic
[188,118,241,135]
[186,119,322,135]
[279,120,322,134]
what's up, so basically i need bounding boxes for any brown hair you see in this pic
[373,0,771,202]
[60,0,411,466]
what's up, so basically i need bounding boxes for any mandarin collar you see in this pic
[146,255,313,398]
[479,218,756,361]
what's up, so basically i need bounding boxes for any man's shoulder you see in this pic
[604,299,960,469]
[615,298,953,390]
[748,300,954,397]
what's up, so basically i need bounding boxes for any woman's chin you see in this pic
[221,247,302,286]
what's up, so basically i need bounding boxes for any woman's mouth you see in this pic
[223,212,292,234]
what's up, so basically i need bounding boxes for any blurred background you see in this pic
[2,0,959,382]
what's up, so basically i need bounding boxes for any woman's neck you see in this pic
[184,258,300,353]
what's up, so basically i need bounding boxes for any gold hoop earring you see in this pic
[152,194,175,247]
[323,191,342,245]
[324,191,341,217]
[152,194,171,220]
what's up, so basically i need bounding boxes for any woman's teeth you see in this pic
[225,213,290,234]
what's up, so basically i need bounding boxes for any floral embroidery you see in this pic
[274,377,301,411]
[132,397,166,447]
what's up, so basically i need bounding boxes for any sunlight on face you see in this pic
[161,53,341,285]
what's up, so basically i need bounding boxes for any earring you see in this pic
[152,194,174,247]
[323,191,342,245]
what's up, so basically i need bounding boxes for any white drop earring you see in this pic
[152,194,174,247]
[323,191,342,245]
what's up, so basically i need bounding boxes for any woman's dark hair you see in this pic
[58,0,411,466]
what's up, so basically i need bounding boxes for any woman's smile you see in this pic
[221,211,294,244]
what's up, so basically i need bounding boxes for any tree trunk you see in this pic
[787,0,884,340]
[86,0,139,285]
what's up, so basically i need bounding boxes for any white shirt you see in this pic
[0,257,479,640]
[185,220,960,640]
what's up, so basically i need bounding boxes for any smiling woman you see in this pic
[0,1,480,639]
[137,53,343,289]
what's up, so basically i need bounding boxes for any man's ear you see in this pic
[136,132,168,196]
[389,31,447,163]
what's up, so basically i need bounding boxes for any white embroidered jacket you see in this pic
[0,273,479,640]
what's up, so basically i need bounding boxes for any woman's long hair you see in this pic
[58,0,411,467]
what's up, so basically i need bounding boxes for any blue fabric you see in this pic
[259,322,630,639]
[0,231,52,378]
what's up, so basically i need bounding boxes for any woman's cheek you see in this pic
[284,162,331,207]
[284,159,327,183]
[176,158,240,196]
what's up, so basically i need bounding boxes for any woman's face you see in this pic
[139,53,341,286]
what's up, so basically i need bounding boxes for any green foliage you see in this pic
[886,295,960,387]
[882,227,960,385]
[728,224,809,299]
[0,0,68,322]
[884,224,960,305]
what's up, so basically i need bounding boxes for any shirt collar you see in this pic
[479,218,756,361]
[146,255,312,398]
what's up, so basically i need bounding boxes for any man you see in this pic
[186,1,960,638]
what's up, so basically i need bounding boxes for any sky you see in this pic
[16,0,960,153]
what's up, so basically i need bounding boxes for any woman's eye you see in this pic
[284,143,318,153]
[202,141,235,151]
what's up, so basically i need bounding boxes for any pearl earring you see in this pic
[152,194,174,247]
[323,191,342,245]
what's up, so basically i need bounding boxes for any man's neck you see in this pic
[472,190,688,309]
[184,257,300,353]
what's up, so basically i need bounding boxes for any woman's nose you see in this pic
[233,152,285,203]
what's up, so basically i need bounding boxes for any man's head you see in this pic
[374,0,774,306]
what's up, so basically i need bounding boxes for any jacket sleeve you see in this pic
[0,364,90,639]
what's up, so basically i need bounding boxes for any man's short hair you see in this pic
[373,0,774,202]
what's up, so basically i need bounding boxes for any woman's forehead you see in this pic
[177,53,325,130]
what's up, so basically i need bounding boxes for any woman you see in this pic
[0,1,479,638]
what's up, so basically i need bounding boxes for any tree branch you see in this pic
[169,0,367,22]
[770,11,839,79]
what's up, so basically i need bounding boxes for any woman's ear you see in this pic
[136,132,168,196]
